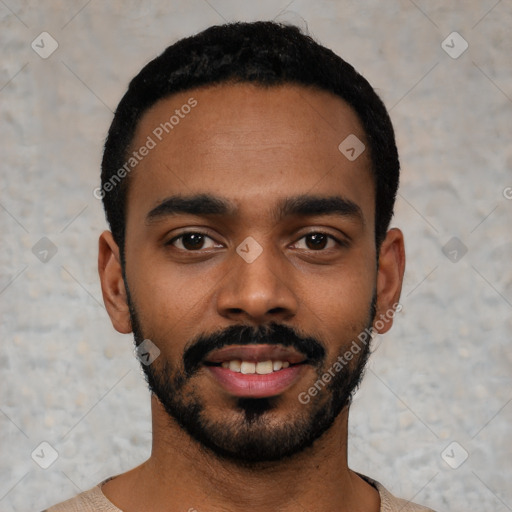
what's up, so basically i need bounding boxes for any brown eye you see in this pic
[305,233,328,250]
[167,232,218,251]
[294,232,339,251]
[181,233,205,250]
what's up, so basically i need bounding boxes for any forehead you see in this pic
[126,83,374,225]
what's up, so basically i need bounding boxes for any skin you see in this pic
[98,83,405,512]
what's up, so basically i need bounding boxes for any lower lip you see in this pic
[206,364,306,398]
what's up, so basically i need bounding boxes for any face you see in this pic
[100,83,404,464]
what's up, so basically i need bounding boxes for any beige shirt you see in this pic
[43,474,436,511]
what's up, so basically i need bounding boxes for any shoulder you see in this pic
[42,477,122,512]
[358,473,438,512]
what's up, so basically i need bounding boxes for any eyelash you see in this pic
[166,231,347,252]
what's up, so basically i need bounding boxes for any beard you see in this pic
[126,284,376,466]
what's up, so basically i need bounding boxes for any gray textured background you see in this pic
[1,1,511,511]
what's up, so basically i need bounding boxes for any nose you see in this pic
[215,238,299,324]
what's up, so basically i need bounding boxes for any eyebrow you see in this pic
[146,193,364,226]
[277,195,364,225]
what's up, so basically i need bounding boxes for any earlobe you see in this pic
[98,231,132,334]
[374,228,406,335]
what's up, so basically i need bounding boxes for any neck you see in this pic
[103,394,380,512]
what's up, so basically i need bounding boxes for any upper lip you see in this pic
[204,344,307,365]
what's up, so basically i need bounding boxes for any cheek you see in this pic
[126,261,222,362]
[301,262,375,351]
[318,300,374,359]
[128,247,215,315]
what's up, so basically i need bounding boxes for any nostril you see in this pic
[269,307,287,314]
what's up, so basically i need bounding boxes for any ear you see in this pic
[98,230,132,334]
[373,228,406,334]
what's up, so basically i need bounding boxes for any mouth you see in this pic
[203,344,309,398]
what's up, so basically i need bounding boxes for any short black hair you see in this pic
[101,21,399,256]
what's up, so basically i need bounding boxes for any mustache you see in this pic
[183,322,326,376]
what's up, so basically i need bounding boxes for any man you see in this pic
[45,20,436,512]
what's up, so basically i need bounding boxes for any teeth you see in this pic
[219,359,292,374]
[256,360,273,374]
[240,361,256,374]
[228,360,241,372]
